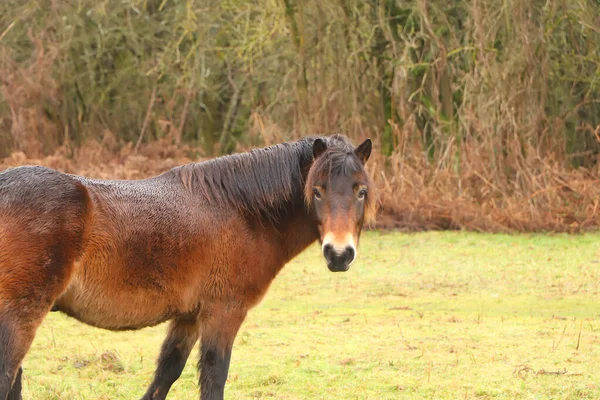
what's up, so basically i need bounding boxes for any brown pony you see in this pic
[0,134,375,400]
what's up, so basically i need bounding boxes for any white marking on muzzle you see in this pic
[322,232,357,265]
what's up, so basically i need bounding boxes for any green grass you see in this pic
[22,231,600,399]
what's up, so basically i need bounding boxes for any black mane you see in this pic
[171,135,361,222]
[173,137,312,221]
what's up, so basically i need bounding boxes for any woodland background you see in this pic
[1,0,599,232]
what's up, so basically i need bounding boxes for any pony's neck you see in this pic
[273,191,320,263]
[252,146,319,263]
[272,143,320,261]
[176,138,321,263]
[236,140,320,264]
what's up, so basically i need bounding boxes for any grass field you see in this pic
[22,231,600,399]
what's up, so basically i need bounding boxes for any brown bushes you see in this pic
[4,128,600,233]
[0,135,194,181]
[0,30,62,157]
[375,145,600,233]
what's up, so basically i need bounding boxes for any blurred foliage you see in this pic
[0,0,599,164]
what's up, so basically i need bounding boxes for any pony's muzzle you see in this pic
[323,243,356,272]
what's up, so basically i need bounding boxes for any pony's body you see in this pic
[54,172,314,331]
[0,135,374,400]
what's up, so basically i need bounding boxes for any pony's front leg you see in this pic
[140,317,200,400]
[199,304,247,400]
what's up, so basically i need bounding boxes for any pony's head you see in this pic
[305,135,376,272]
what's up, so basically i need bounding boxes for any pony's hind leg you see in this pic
[0,243,79,400]
[140,317,200,400]
[6,367,22,400]
[0,169,90,400]
[0,301,50,399]
[0,319,21,400]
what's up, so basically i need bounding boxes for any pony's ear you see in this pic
[313,138,327,159]
[355,138,372,164]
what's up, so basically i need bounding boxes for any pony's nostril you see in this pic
[344,246,355,263]
[323,243,335,261]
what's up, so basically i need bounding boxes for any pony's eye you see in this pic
[313,188,322,200]
[357,189,367,200]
